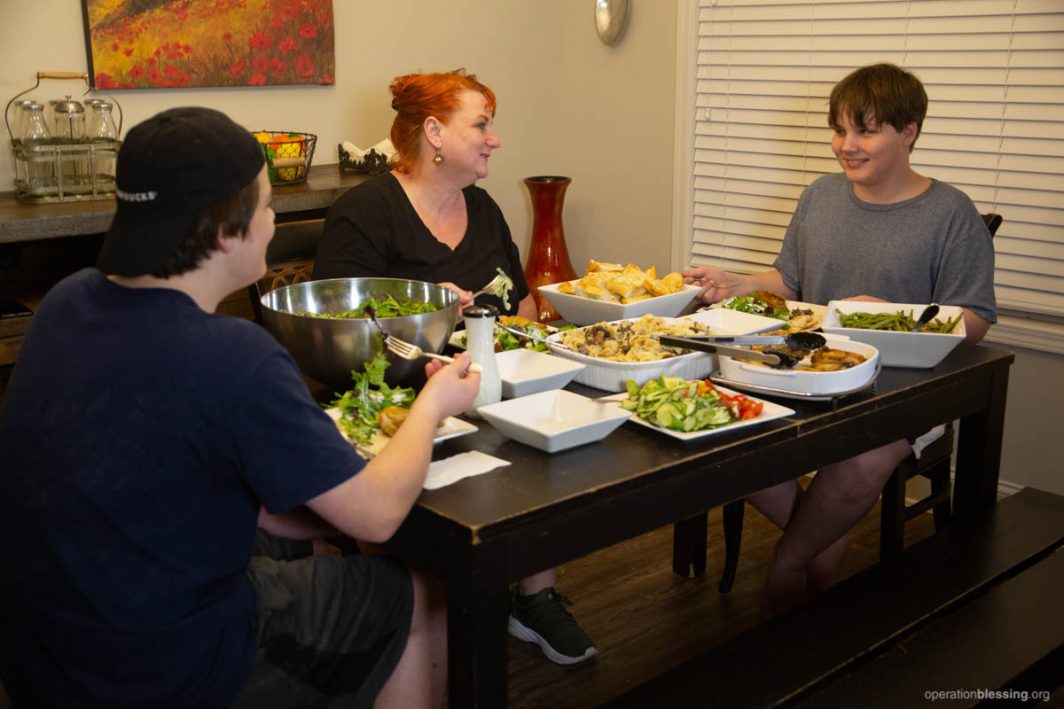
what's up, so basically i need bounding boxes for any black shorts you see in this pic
[231,532,413,708]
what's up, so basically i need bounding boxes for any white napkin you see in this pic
[424,451,510,490]
[911,423,947,459]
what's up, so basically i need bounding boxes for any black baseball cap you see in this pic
[97,107,265,276]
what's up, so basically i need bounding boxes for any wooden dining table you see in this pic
[380,344,1013,707]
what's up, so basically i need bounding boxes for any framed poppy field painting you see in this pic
[81,0,335,90]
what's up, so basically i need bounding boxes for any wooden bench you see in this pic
[608,487,1064,708]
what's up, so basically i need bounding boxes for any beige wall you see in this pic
[994,344,1064,495]
[0,0,678,270]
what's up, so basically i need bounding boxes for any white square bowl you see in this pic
[476,389,632,453]
[537,282,701,326]
[822,301,966,369]
[495,349,586,398]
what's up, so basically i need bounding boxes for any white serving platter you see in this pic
[710,364,881,402]
[709,299,827,331]
[683,307,785,333]
[714,334,880,398]
[599,387,795,440]
[448,322,559,351]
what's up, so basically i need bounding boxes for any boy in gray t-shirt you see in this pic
[683,63,996,614]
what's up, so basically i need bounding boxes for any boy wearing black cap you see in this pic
[0,107,479,707]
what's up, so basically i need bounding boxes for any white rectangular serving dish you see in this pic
[544,312,782,392]
[538,282,700,326]
[822,301,965,369]
[476,389,631,453]
[544,317,714,392]
[716,335,880,397]
[495,349,586,398]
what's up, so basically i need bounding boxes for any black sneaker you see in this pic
[507,587,598,665]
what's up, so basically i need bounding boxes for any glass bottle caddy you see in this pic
[5,71,123,203]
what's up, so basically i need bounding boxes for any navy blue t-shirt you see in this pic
[0,269,363,706]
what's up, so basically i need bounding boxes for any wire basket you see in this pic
[253,131,316,185]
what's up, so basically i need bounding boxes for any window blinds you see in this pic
[689,0,1064,320]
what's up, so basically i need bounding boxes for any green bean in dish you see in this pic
[838,310,962,334]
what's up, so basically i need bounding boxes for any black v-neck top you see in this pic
[312,172,529,315]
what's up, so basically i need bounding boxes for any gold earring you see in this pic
[433,148,443,165]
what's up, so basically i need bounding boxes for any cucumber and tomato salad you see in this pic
[621,376,763,433]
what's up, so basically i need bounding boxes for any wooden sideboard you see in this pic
[0,165,368,386]
[0,164,367,244]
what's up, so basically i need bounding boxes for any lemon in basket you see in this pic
[253,131,310,184]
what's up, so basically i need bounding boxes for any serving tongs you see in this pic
[657,335,796,367]
[497,323,575,351]
[911,303,940,332]
[676,332,826,349]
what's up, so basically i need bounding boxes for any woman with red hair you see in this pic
[313,70,595,665]
[313,69,536,320]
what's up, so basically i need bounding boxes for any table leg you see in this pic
[673,512,708,578]
[446,541,510,708]
[954,362,1011,517]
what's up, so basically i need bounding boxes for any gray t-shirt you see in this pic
[773,173,997,323]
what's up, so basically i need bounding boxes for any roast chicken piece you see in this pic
[379,406,411,437]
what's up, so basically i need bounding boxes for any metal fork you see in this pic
[385,336,483,373]
[471,273,508,299]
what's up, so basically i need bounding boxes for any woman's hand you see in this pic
[439,281,475,309]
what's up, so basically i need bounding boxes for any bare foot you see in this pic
[806,535,849,595]
[760,545,807,619]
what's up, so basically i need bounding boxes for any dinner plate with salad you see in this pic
[324,352,476,458]
[599,376,794,441]
[449,315,573,352]
[714,291,826,332]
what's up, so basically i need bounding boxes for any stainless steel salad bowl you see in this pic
[260,277,460,391]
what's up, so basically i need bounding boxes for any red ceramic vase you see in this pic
[523,176,578,322]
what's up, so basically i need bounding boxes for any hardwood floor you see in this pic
[505,500,935,708]
[0,501,934,709]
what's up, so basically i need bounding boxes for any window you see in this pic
[676,0,1064,350]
